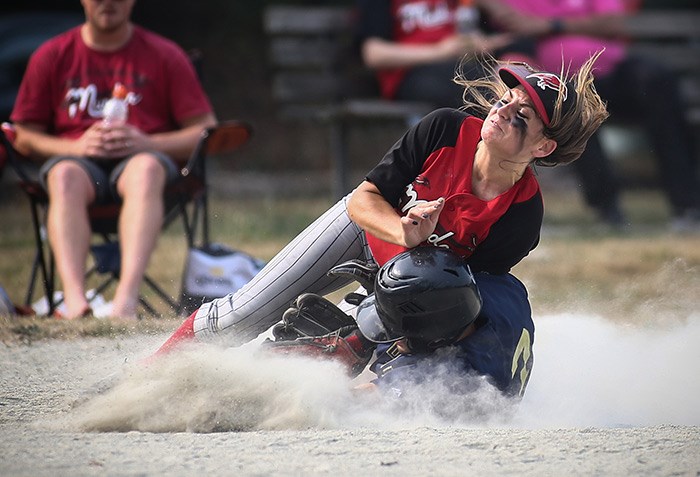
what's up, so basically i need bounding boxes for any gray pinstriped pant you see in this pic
[193,197,371,345]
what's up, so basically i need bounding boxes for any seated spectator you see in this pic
[10,0,217,319]
[482,0,700,230]
[355,0,516,108]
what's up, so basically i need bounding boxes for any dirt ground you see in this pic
[1,313,699,476]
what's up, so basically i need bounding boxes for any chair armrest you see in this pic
[0,122,35,184]
[181,120,253,176]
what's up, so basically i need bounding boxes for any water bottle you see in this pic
[102,83,129,127]
[455,0,480,34]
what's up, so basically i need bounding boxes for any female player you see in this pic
[155,53,608,385]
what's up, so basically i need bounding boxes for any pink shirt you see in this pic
[500,0,627,76]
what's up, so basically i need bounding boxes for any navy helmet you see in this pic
[356,247,482,352]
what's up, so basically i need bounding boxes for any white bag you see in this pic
[181,243,264,314]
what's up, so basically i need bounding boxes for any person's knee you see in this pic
[46,161,94,202]
[118,153,167,195]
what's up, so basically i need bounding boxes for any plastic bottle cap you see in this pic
[112,83,128,99]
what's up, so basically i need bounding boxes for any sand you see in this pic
[1,314,699,476]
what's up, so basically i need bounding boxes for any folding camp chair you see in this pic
[0,120,252,317]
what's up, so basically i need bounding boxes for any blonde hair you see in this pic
[454,51,609,167]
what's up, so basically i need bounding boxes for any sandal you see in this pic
[53,307,93,320]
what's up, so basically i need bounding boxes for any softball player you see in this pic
[155,53,608,395]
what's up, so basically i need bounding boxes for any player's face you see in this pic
[481,86,550,160]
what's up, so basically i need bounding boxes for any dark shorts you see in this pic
[39,152,179,204]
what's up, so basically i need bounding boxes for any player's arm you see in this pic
[347,181,445,248]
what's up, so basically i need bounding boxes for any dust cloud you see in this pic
[66,314,700,433]
[517,314,700,428]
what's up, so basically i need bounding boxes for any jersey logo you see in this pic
[526,73,568,101]
[400,183,428,214]
[397,3,452,33]
[64,84,141,119]
[400,183,479,256]
[414,175,430,187]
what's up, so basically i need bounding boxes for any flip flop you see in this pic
[53,307,93,320]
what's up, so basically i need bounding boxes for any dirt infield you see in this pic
[1,313,698,476]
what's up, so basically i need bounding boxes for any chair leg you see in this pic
[25,250,41,307]
[142,274,178,313]
[138,296,158,317]
[26,199,56,315]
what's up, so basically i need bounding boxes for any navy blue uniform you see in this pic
[371,272,535,397]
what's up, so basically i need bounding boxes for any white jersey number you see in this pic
[511,328,533,397]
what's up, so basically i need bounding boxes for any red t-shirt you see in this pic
[365,108,543,274]
[356,0,458,99]
[11,25,213,138]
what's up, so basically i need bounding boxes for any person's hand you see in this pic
[73,122,110,158]
[437,32,516,59]
[491,10,551,37]
[99,124,151,158]
[72,123,150,159]
[436,35,476,59]
[474,32,516,53]
[353,382,377,392]
[400,197,445,248]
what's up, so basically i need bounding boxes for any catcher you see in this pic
[263,247,534,398]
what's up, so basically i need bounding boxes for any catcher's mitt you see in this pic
[264,329,373,377]
[265,293,375,377]
[272,293,358,341]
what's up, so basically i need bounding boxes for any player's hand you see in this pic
[400,197,445,248]
[353,382,377,392]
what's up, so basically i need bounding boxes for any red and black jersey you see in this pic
[365,108,543,274]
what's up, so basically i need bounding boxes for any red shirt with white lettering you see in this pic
[11,25,212,139]
[365,108,543,274]
[356,0,458,99]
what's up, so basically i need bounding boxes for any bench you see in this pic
[623,9,700,125]
[263,5,433,199]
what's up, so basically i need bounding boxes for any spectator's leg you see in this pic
[111,153,167,319]
[45,161,95,318]
[571,133,625,226]
[621,56,700,218]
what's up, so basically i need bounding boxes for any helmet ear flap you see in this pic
[406,337,449,354]
[407,325,471,353]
